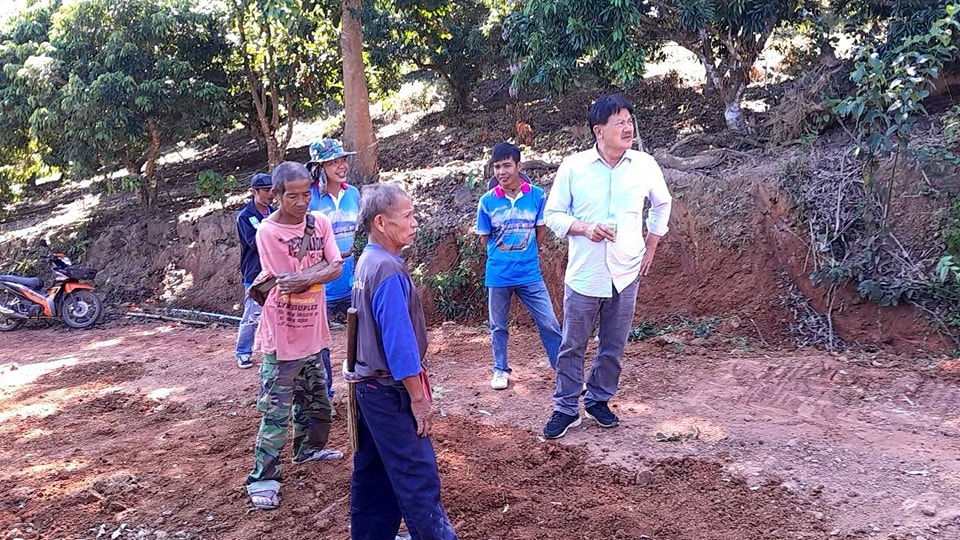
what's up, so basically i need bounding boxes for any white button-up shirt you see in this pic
[544,146,672,297]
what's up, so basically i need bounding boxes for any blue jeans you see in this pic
[488,279,561,372]
[319,295,351,399]
[553,278,639,416]
[350,381,457,540]
[235,285,261,358]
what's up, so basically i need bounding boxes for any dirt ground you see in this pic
[2,320,959,540]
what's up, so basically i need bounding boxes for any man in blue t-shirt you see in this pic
[235,172,275,369]
[306,138,361,402]
[475,143,561,390]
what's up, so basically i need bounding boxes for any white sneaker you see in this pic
[491,370,509,390]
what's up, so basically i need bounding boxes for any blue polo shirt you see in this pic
[475,182,546,288]
[309,183,361,301]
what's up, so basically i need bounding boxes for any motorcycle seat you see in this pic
[0,275,43,289]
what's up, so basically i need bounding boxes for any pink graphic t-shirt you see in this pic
[254,212,342,360]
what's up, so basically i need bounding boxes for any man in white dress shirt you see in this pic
[541,93,672,439]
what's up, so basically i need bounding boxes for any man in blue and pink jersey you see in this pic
[476,142,561,391]
[306,138,361,405]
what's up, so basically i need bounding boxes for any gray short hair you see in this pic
[359,183,409,232]
[271,161,312,196]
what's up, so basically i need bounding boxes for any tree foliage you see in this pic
[228,0,342,169]
[833,0,960,51]
[0,1,60,201]
[506,0,812,132]
[48,0,231,206]
[0,0,232,207]
[811,3,960,342]
[503,1,651,93]
[362,0,507,110]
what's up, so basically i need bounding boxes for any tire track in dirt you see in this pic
[687,357,863,427]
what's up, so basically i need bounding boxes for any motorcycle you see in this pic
[0,250,102,331]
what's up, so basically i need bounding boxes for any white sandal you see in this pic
[247,480,280,510]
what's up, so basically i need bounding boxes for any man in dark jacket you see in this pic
[235,172,275,369]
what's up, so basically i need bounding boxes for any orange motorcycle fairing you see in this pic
[64,282,96,293]
[18,286,55,317]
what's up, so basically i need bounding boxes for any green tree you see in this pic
[833,0,960,50]
[506,0,812,133]
[362,0,508,111]
[38,0,231,207]
[0,1,61,201]
[228,0,341,169]
[831,3,960,228]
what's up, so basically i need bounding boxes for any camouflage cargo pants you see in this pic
[246,353,333,485]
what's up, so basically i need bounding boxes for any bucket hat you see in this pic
[306,138,356,167]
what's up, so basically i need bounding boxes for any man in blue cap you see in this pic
[306,138,361,403]
[235,172,276,369]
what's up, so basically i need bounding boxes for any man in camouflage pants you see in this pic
[245,162,346,510]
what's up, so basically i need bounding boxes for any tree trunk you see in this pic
[721,80,748,134]
[139,118,162,207]
[232,1,282,170]
[341,0,378,185]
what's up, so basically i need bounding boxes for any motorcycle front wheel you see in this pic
[0,290,25,331]
[61,289,102,329]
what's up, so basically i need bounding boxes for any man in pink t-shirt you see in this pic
[245,161,345,511]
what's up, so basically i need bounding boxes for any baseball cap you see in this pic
[250,172,272,189]
[306,138,356,167]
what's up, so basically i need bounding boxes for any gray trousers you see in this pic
[553,278,640,416]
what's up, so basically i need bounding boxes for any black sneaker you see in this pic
[584,402,620,428]
[543,411,582,439]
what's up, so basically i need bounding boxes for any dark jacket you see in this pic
[237,199,274,285]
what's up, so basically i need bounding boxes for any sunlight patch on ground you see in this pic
[742,99,770,113]
[0,356,79,392]
[83,337,124,351]
[135,324,178,337]
[2,458,88,484]
[157,145,200,166]
[644,43,705,84]
[610,399,652,416]
[0,191,101,242]
[0,401,61,425]
[17,427,52,442]
[381,160,488,188]
[146,387,183,401]
[377,108,434,139]
[942,471,960,488]
[289,114,344,149]
[439,450,471,476]
[652,416,727,443]
[178,194,244,222]
[0,382,117,424]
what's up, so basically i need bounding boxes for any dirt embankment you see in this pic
[69,150,951,355]
[83,208,241,313]
[3,79,950,353]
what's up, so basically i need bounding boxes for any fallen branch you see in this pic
[652,148,721,171]
[167,308,241,324]
[126,311,209,327]
[750,318,770,348]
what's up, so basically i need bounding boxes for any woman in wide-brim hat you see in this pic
[306,138,361,408]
